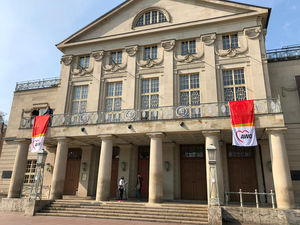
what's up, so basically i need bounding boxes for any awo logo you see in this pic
[236,130,253,143]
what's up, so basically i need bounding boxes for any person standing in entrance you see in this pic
[136,174,143,201]
[118,176,125,202]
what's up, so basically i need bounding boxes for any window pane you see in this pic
[189,40,196,54]
[72,101,79,114]
[150,94,159,108]
[234,69,245,85]
[114,98,122,111]
[141,95,149,109]
[80,101,87,113]
[152,11,157,24]
[224,88,235,102]
[145,12,151,25]
[115,82,122,96]
[190,74,199,89]
[107,83,114,97]
[79,57,85,68]
[191,91,200,105]
[231,34,238,49]
[180,75,189,90]
[117,51,122,64]
[81,86,88,99]
[235,87,247,101]
[136,16,144,26]
[105,99,113,112]
[181,41,188,55]
[111,52,117,64]
[152,46,157,59]
[74,87,81,100]
[159,12,167,22]
[222,35,230,50]
[144,47,150,60]
[223,70,233,86]
[151,78,159,93]
[180,92,189,105]
[142,79,150,94]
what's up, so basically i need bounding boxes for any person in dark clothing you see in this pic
[118,176,125,201]
[136,174,143,201]
[43,106,53,115]
[31,108,39,117]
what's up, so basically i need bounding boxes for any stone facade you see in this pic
[0,0,298,211]
[0,122,5,157]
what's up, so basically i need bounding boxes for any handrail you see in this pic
[15,77,60,92]
[267,45,300,62]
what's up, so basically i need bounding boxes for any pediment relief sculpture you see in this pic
[103,51,128,72]
[215,34,248,58]
[174,39,204,63]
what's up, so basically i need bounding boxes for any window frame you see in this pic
[134,9,169,28]
[71,85,89,115]
[222,34,239,50]
[78,55,90,69]
[181,40,196,55]
[24,160,37,184]
[105,82,123,122]
[144,46,158,60]
[110,51,123,65]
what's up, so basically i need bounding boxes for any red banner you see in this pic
[229,100,257,147]
[30,115,50,152]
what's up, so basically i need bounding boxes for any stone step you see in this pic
[35,212,208,224]
[43,207,208,217]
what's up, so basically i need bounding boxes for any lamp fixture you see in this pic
[121,161,127,171]
[128,124,132,129]
[179,122,184,127]
[81,162,88,171]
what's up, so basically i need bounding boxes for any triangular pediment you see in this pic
[57,0,270,50]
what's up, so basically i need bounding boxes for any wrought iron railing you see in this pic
[267,45,300,62]
[19,98,282,129]
[15,77,60,92]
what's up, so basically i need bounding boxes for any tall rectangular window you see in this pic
[222,34,238,50]
[141,78,159,109]
[72,86,88,114]
[24,160,37,184]
[181,40,196,55]
[223,69,246,102]
[79,56,90,68]
[105,82,122,122]
[144,46,158,60]
[111,51,122,64]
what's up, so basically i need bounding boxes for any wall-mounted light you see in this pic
[179,122,184,127]
[81,127,86,132]
[164,161,170,171]
[82,162,87,171]
[128,124,132,129]
[45,163,52,172]
[121,161,127,171]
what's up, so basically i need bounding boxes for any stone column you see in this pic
[96,135,114,201]
[266,128,295,209]
[8,139,31,198]
[147,133,164,203]
[50,137,69,200]
[203,131,224,205]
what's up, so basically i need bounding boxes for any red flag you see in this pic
[229,100,257,146]
[30,115,50,152]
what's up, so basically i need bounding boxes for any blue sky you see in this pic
[0,0,299,120]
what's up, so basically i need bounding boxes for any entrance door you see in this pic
[181,145,207,200]
[138,146,150,199]
[63,149,82,195]
[110,147,120,198]
[227,145,258,202]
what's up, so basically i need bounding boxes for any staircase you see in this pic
[36,200,208,224]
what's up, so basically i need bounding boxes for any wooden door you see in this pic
[63,149,82,195]
[227,146,258,202]
[181,145,207,200]
[110,147,120,198]
[138,146,150,198]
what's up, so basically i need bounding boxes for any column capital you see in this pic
[265,127,287,135]
[146,132,165,139]
[14,138,31,144]
[202,130,221,137]
[54,137,71,143]
[98,134,115,141]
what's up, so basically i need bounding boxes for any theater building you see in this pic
[0,0,298,209]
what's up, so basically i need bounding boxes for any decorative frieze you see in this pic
[61,55,73,66]
[161,40,176,51]
[91,50,105,61]
[125,45,139,57]
[174,41,204,63]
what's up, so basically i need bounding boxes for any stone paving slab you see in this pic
[0,212,200,225]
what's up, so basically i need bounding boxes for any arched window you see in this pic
[133,8,170,28]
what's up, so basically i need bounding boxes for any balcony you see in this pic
[19,98,282,129]
[15,77,60,92]
[267,45,300,62]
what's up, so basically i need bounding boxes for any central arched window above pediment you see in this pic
[133,8,171,28]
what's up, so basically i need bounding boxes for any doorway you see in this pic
[110,147,120,198]
[227,145,258,202]
[138,146,150,199]
[63,148,82,195]
[180,145,207,200]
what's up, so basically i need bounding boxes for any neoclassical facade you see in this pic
[0,0,298,209]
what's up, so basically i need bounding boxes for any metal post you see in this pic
[270,190,275,209]
[239,189,243,207]
[255,189,259,208]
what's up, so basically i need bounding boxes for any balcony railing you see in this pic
[15,77,60,92]
[267,45,300,62]
[19,98,282,129]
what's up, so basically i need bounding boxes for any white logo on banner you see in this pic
[30,136,45,153]
[232,126,257,147]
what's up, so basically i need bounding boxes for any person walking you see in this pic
[136,174,143,201]
[118,176,125,202]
